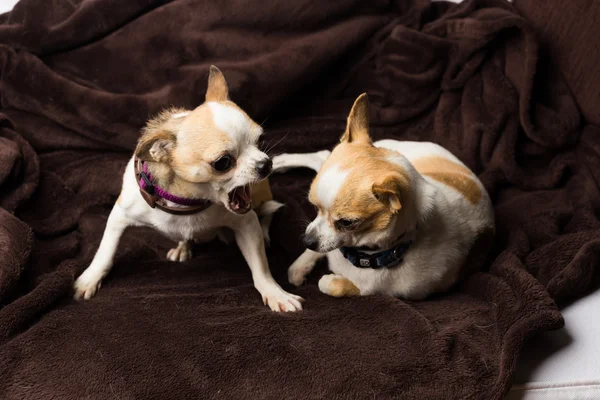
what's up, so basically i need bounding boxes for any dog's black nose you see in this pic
[256,158,273,178]
[302,234,318,251]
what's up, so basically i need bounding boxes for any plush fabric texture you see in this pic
[0,0,598,399]
[515,0,600,126]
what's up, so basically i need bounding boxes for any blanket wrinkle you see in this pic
[0,0,599,398]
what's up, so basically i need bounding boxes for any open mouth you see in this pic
[228,185,252,214]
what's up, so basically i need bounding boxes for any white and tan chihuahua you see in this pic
[74,66,303,312]
[273,94,494,300]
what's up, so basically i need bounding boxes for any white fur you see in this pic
[171,112,190,119]
[305,213,339,252]
[288,249,323,286]
[207,102,262,142]
[272,150,331,173]
[303,164,350,253]
[74,105,302,312]
[315,163,348,209]
[273,140,495,300]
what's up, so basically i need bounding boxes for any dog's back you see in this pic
[375,140,494,236]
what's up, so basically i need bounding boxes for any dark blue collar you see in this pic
[339,239,413,270]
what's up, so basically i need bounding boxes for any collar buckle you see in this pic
[139,171,155,195]
[359,258,372,267]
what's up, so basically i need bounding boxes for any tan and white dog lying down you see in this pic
[74,66,303,312]
[273,94,494,300]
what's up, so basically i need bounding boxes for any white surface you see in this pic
[508,381,600,400]
[507,288,600,399]
[0,0,19,14]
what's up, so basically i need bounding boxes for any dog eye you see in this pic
[336,218,358,230]
[212,155,234,172]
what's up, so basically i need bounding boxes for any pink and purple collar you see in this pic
[134,157,212,215]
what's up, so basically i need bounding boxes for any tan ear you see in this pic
[372,173,409,213]
[135,130,176,163]
[205,65,229,102]
[340,93,371,144]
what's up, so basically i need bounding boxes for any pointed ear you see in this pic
[135,130,176,163]
[340,93,371,144]
[372,173,409,213]
[205,65,229,102]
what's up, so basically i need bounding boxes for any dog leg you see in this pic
[256,200,284,246]
[272,150,330,173]
[167,240,193,262]
[318,274,361,297]
[288,249,325,286]
[74,205,131,300]
[231,211,304,312]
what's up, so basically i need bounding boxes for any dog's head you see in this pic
[134,66,271,214]
[303,94,415,253]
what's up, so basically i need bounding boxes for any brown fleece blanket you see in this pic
[0,0,599,398]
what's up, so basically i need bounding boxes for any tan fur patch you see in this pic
[340,93,371,145]
[411,156,472,176]
[310,143,411,231]
[372,173,406,213]
[327,276,361,297]
[424,172,481,204]
[135,129,177,163]
[412,156,481,205]
[172,105,233,169]
[205,66,229,102]
[144,107,189,133]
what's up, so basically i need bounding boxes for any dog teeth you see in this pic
[229,187,253,213]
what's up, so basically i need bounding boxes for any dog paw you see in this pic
[167,241,192,262]
[318,274,361,297]
[261,287,304,312]
[318,274,335,295]
[288,263,310,287]
[74,272,102,301]
[288,253,318,286]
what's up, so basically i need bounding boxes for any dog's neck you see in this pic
[145,161,215,202]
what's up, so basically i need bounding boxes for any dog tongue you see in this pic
[239,186,251,203]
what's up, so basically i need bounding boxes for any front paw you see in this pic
[167,241,192,262]
[288,262,310,287]
[318,274,361,297]
[288,256,317,286]
[260,287,304,312]
[74,272,103,301]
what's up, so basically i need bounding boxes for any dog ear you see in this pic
[135,129,176,163]
[340,93,371,144]
[205,65,229,102]
[372,173,409,213]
